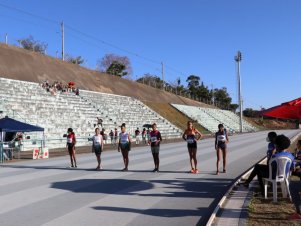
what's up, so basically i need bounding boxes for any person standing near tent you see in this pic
[118,123,132,171]
[92,128,104,170]
[66,128,77,168]
[135,127,140,145]
[148,123,162,172]
[114,128,118,146]
[109,130,114,145]
[142,128,147,145]
[215,124,229,175]
[182,121,203,174]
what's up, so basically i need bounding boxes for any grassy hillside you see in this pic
[0,44,210,106]
[0,44,296,132]
[247,117,296,130]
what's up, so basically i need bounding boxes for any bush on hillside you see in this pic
[106,61,128,77]
[65,54,85,65]
[97,53,132,76]
[18,35,47,54]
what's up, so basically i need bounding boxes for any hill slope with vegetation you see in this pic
[0,43,208,106]
[0,44,296,131]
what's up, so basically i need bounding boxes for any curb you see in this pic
[205,158,266,226]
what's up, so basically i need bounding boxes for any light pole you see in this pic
[61,21,65,61]
[235,51,243,133]
[161,62,164,90]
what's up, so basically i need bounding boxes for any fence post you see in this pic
[0,142,3,163]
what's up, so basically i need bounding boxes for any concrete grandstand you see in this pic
[171,104,258,133]
[0,77,182,149]
[0,44,258,151]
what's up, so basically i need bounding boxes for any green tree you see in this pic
[179,85,187,95]
[66,54,85,65]
[176,77,187,95]
[136,73,164,89]
[106,61,128,77]
[97,53,132,75]
[186,75,200,88]
[186,75,200,99]
[243,108,261,117]
[213,87,232,109]
[197,82,212,102]
[18,35,48,54]
[177,77,181,86]
[243,108,254,117]
[229,104,239,112]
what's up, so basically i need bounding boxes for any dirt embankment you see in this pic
[143,101,208,133]
[1,44,296,131]
[247,117,297,130]
[0,43,209,106]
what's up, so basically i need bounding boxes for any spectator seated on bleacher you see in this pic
[41,80,80,95]
[49,86,56,96]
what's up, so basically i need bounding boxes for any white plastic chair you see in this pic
[263,156,292,202]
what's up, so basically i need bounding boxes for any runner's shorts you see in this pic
[120,142,130,151]
[67,143,74,152]
[217,142,227,150]
[151,146,160,153]
[93,145,102,155]
[187,142,197,149]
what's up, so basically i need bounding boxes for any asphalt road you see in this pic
[0,130,300,226]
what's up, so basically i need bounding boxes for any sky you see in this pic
[0,0,300,110]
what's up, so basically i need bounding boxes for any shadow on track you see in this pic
[92,206,206,217]
[51,178,231,199]
[51,178,231,224]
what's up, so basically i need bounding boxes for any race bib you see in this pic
[187,138,195,144]
[217,135,226,142]
[67,138,73,143]
[120,138,128,144]
[94,136,101,144]
[150,136,157,142]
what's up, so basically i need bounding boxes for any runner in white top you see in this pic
[215,124,229,175]
[92,128,104,170]
[118,123,132,171]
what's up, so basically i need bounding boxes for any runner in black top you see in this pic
[215,124,229,175]
[148,123,162,172]
[66,128,77,168]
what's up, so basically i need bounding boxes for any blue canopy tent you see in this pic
[0,116,44,162]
